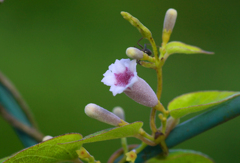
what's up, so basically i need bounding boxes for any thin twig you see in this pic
[0,105,44,142]
[0,71,39,129]
[134,134,156,146]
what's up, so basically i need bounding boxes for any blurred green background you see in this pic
[0,0,239,162]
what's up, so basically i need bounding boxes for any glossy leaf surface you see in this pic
[168,91,240,118]
[0,158,8,163]
[146,149,213,163]
[64,122,143,146]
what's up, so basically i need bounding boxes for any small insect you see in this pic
[136,37,152,56]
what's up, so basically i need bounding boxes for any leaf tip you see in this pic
[202,50,214,55]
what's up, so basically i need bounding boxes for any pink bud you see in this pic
[85,103,123,126]
[124,77,158,107]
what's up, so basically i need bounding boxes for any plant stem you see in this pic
[121,138,129,154]
[149,67,163,135]
[135,142,147,153]
[148,37,159,61]
[134,134,156,146]
[149,108,157,134]
[0,72,39,129]
[0,105,44,142]
[0,72,43,147]
[138,128,154,141]
[114,96,240,162]
[156,68,163,99]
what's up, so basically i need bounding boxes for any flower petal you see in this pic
[102,59,138,96]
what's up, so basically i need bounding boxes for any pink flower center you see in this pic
[114,67,134,87]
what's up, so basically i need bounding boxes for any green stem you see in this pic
[150,108,157,134]
[156,68,163,99]
[138,128,154,141]
[148,37,159,61]
[121,138,129,154]
[114,96,240,162]
[135,142,147,153]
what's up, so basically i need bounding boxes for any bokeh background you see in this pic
[0,0,239,162]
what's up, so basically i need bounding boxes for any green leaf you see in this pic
[0,158,9,163]
[62,122,143,146]
[4,133,82,163]
[165,41,213,56]
[168,91,240,118]
[146,149,214,163]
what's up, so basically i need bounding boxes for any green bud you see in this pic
[126,47,144,59]
[121,11,152,39]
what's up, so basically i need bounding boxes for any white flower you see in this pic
[102,59,159,107]
[101,59,138,96]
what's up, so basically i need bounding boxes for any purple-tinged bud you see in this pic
[126,47,144,59]
[124,77,158,107]
[85,103,125,126]
[163,8,177,32]
[112,106,125,120]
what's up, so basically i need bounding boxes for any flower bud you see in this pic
[126,47,144,59]
[126,150,137,162]
[163,8,177,32]
[85,103,126,126]
[112,106,125,120]
[76,147,90,159]
[124,77,158,107]
[0,0,4,3]
[42,135,53,141]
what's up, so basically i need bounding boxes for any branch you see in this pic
[0,71,44,147]
[114,96,240,162]
[0,105,44,142]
